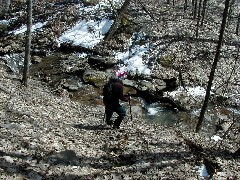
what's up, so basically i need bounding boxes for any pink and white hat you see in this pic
[114,67,128,78]
[115,69,128,78]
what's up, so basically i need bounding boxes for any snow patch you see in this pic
[115,43,151,75]
[211,135,222,142]
[0,19,9,25]
[198,164,209,179]
[58,19,113,48]
[9,22,47,35]
[168,86,207,98]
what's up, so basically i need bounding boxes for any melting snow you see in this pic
[0,19,9,25]
[58,19,113,48]
[211,135,223,142]
[9,22,47,35]
[115,43,151,75]
[57,0,151,75]
[169,86,206,98]
[187,86,206,96]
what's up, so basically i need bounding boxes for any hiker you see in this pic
[103,75,129,129]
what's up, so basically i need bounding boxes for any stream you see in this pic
[2,53,239,137]
[71,89,217,135]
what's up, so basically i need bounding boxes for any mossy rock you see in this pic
[121,14,131,26]
[83,70,110,87]
[157,55,176,68]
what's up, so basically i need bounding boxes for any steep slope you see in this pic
[0,60,239,179]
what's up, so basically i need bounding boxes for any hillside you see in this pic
[0,0,239,179]
[0,60,239,180]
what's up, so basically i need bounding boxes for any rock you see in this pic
[83,0,100,6]
[163,87,205,111]
[88,55,118,68]
[82,69,110,87]
[122,79,136,87]
[62,78,81,91]
[137,80,153,91]
[156,54,176,68]
[154,79,166,91]
[135,78,169,93]
[61,53,89,73]
[0,123,24,129]
[233,148,240,158]
[31,56,42,64]
[47,150,79,165]
[0,20,9,34]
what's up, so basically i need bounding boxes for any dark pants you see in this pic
[105,105,126,128]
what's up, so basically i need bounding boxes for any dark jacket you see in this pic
[103,80,129,109]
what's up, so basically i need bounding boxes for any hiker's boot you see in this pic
[113,115,124,129]
[105,109,113,126]
[106,120,113,126]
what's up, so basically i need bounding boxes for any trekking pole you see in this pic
[128,94,133,121]
[103,112,106,124]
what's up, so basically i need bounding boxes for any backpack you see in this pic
[102,81,114,105]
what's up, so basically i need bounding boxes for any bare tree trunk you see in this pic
[22,0,32,87]
[196,0,202,37]
[196,0,231,133]
[236,13,240,35]
[104,0,131,42]
[191,0,195,15]
[184,0,188,12]
[193,0,198,19]
[200,0,208,26]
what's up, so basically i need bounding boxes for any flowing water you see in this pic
[143,102,179,125]
[143,101,240,137]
